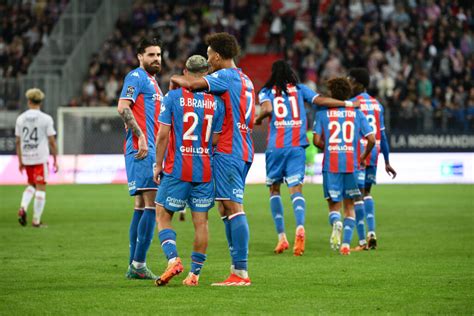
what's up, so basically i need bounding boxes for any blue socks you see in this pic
[291,192,305,227]
[133,207,156,263]
[270,195,285,234]
[355,201,366,243]
[364,196,376,233]
[229,212,249,271]
[329,211,341,226]
[190,252,207,275]
[158,228,178,260]
[222,216,233,263]
[129,208,144,264]
[342,217,356,245]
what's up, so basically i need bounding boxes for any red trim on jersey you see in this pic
[288,84,300,147]
[274,87,285,148]
[217,91,233,155]
[248,86,255,160]
[238,71,249,162]
[131,94,147,150]
[328,110,339,173]
[164,116,176,175]
[201,93,214,182]
[181,88,195,182]
[345,108,355,172]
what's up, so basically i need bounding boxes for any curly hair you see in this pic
[262,60,299,94]
[327,77,352,100]
[205,32,240,59]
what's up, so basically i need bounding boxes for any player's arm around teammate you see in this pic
[153,55,223,286]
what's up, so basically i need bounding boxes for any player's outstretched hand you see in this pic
[135,135,148,159]
[53,161,59,173]
[153,164,162,185]
[359,157,366,169]
[385,163,397,179]
[19,163,24,174]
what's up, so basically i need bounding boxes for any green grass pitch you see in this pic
[0,184,472,314]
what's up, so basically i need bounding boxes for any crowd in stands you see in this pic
[0,0,68,79]
[70,0,259,108]
[267,0,473,132]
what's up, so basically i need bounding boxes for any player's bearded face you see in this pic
[140,46,162,75]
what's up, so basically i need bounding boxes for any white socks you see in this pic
[33,191,46,224]
[21,185,36,210]
[132,261,146,269]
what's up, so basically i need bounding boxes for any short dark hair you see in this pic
[348,68,370,89]
[327,77,352,100]
[205,32,240,59]
[137,37,161,54]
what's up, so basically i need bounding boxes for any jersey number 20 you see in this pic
[328,121,354,143]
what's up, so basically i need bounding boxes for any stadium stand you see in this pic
[0,0,69,80]
[261,0,473,133]
[72,0,261,108]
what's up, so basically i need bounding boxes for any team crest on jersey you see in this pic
[126,86,135,98]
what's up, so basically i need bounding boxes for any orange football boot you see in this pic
[182,272,199,286]
[154,257,184,286]
[274,237,289,254]
[211,274,251,286]
[293,226,305,256]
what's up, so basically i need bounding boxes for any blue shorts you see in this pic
[213,153,252,204]
[155,174,215,212]
[125,153,157,196]
[266,147,306,187]
[357,165,377,189]
[323,171,361,202]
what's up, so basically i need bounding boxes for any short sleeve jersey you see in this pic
[351,92,385,167]
[159,88,224,183]
[313,108,374,173]
[203,68,255,162]
[15,109,56,165]
[119,67,163,156]
[258,83,318,149]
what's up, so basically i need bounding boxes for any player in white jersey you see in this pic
[15,88,58,227]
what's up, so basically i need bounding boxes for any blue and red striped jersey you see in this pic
[351,93,385,167]
[203,68,255,162]
[119,67,162,155]
[159,88,224,183]
[313,108,373,173]
[258,83,318,149]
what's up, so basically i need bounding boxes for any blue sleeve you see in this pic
[381,130,390,163]
[298,84,319,104]
[119,71,141,103]
[158,92,173,125]
[213,98,225,133]
[379,103,386,131]
[258,88,272,104]
[313,111,323,135]
[358,110,373,137]
[204,69,229,94]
